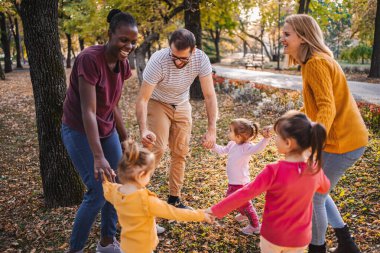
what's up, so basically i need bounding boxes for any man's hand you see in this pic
[94,156,116,182]
[202,129,216,149]
[141,129,156,149]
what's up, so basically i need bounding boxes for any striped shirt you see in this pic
[143,48,212,105]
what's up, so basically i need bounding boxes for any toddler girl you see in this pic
[211,118,271,235]
[102,140,213,253]
[208,111,330,253]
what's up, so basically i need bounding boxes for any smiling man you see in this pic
[136,28,218,215]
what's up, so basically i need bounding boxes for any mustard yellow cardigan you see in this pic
[301,54,368,154]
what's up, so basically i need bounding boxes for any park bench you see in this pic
[245,61,263,70]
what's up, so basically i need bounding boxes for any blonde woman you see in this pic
[280,14,368,253]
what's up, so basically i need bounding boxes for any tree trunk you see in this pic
[0,12,13,73]
[135,32,159,83]
[19,0,84,208]
[369,0,380,78]
[214,28,220,63]
[243,40,248,56]
[185,0,204,100]
[298,0,311,14]
[0,60,5,80]
[66,33,72,68]
[7,15,23,69]
[128,51,136,69]
[14,18,22,68]
[79,36,84,51]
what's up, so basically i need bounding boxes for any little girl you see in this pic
[210,118,271,235]
[208,111,331,253]
[102,140,213,253]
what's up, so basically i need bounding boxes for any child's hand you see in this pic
[262,125,273,138]
[203,211,215,224]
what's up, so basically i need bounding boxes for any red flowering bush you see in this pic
[357,102,380,134]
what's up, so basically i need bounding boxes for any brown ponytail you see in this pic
[308,123,326,172]
[118,140,155,183]
[231,118,259,144]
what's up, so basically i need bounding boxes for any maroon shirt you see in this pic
[62,45,131,138]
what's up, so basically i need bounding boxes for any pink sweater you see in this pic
[213,139,270,185]
[211,160,330,247]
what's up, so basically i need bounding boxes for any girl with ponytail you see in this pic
[207,118,271,235]
[207,111,330,253]
[102,140,213,253]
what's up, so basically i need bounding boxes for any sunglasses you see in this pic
[169,50,192,63]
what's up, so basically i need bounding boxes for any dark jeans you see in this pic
[61,124,122,251]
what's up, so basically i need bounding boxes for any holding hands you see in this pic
[262,125,273,139]
[202,129,216,149]
[141,129,157,149]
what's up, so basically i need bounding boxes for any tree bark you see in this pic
[185,0,204,100]
[79,37,84,51]
[209,27,221,63]
[0,12,13,73]
[243,40,248,57]
[7,16,23,68]
[65,33,72,68]
[135,32,159,83]
[14,18,22,68]
[298,0,311,14]
[19,0,84,208]
[369,0,380,78]
[128,51,136,70]
[0,60,5,80]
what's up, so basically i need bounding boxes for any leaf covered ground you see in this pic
[0,69,379,253]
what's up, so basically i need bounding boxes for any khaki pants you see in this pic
[260,236,307,253]
[147,99,192,196]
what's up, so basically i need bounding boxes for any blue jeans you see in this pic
[311,147,365,245]
[61,124,122,251]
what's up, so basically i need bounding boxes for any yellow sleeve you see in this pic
[102,179,116,204]
[304,59,336,134]
[148,196,205,222]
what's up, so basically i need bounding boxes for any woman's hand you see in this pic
[94,156,116,182]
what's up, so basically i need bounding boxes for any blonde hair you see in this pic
[230,118,259,144]
[118,140,155,184]
[285,14,333,66]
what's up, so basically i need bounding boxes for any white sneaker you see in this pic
[241,224,261,235]
[96,238,123,253]
[156,224,166,234]
[235,214,249,222]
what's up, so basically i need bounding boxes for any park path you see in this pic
[213,65,380,105]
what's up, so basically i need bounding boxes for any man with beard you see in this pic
[135,28,218,223]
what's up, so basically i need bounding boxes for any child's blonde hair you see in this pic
[118,140,155,183]
[230,118,259,144]
[284,14,333,66]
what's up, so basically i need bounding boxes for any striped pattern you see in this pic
[143,48,212,104]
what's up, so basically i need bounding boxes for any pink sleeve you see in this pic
[77,53,100,86]
[213,141,233,155]
[316,170,330,194]
[211,165,276,218]
[244,138,270,155]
